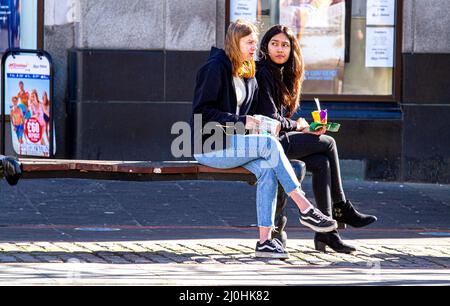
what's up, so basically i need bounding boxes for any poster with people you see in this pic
[0,0,20,53]
[280,0,346,94]
[4,53,55,157]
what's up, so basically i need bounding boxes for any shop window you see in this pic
[1,0,41,53]
[229,0,401,100]
[1,0,42,117]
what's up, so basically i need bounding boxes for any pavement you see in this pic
[0,176,449,286]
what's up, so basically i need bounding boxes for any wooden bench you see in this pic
[3,157,348,229]
[17,158,306,183]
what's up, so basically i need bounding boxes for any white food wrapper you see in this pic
[250,115,279,137]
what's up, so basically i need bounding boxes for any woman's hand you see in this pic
[300,125,326,136]
[296,117,310,131]
[245,115,261,130]
[273,121,281,136]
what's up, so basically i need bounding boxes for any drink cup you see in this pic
[312,109,328,124]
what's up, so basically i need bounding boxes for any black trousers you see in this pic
[276,132,346,218]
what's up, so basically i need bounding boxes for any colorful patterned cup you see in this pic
[312,109,328,124]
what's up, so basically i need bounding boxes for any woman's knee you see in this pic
[260,135,284,155]
[321,135,337,150]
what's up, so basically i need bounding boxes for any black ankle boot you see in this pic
[333,200,377,228]
[314,230,356,254]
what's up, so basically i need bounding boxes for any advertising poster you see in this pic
[230,0,258,23]
[4,53,55,157]
[280,0,346,94]
[0,0,20,52]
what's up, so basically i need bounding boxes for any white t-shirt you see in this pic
[233,76,246,115]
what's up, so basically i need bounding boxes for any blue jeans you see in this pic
[194,134,301,227]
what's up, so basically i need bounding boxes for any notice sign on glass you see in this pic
[4,53,55,157]
[365,27,394,68]
[230,0,257,23]
[0,0,20,52]
[367,0,396,26]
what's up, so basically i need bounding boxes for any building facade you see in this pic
[1,0,449,183]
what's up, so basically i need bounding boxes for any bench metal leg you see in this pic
[337,222,347,230]
[0,155,22,186]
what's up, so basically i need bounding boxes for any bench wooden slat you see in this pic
[19,159,254,181]
[21,163,74,172]
[197,165,251,175]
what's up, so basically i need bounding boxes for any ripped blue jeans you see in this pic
[194,134,302,227]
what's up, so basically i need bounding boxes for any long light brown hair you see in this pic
[258,25,305,116]
[225,19,258,78]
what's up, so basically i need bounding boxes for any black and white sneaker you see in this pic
[255,239,289,259]
[299,207,337,233]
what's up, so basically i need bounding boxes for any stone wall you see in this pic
[401,0,450,183]
[403,0,450,53]
[43,0,224,159]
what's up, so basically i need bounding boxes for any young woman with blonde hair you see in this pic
[191,19,337,259]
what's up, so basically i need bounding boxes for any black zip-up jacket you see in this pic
[254,60,298,132]
[191,47,258,153]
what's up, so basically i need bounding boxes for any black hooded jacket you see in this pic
[191,47,258,153]
[255,59,298,132]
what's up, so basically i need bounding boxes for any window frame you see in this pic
[226,0,404,103]
[37,0,44,49]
